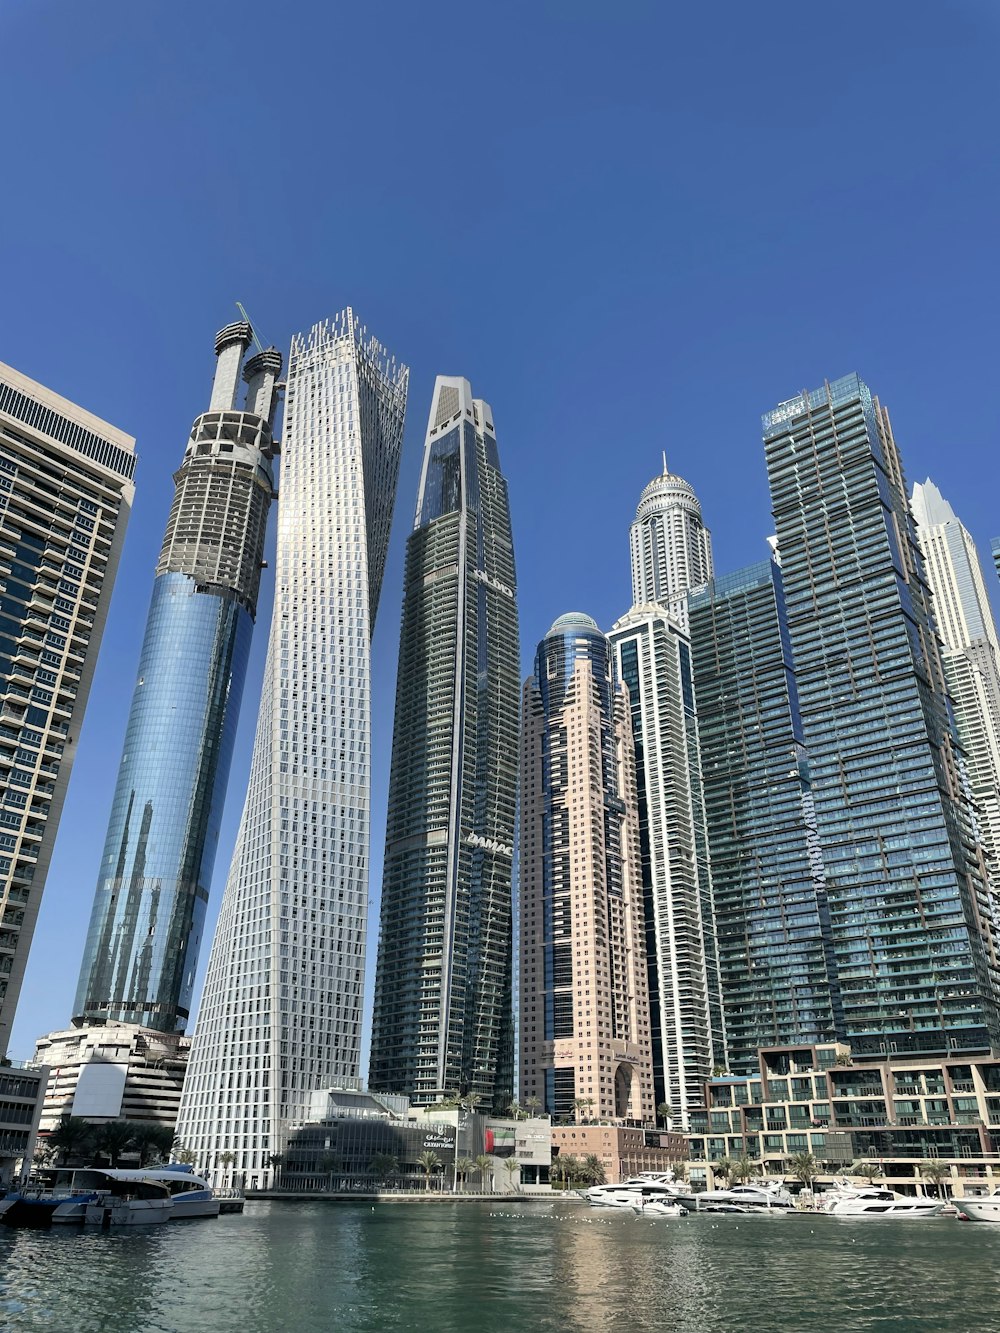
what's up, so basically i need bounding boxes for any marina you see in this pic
[0,1199,998,1331]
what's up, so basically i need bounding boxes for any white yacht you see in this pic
[83,1175,173,1227]
[820,1186,942,1219]
[953,1191,1000,1222]
[138,1165,220,1219]
[634,1198,688,1217]
[1,1163,219,1226]
[695,1183,795,1211]
[585,1173,697,1211]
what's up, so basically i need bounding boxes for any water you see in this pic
[0,1199,996,1331]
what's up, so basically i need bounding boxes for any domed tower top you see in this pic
[629,455,712,623]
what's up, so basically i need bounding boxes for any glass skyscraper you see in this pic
[176,312,408,1188]
[73,321,279,1033]
[763,373,1000,1058]
[369,377,518,1110]
[688,560,844,1074]
[911,479,1000,880]
[0,362,135,1054]
[519,614,654,1126]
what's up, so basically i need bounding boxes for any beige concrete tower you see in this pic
[519,613,653,1125]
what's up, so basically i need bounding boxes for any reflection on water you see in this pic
[0,1201,998,1331]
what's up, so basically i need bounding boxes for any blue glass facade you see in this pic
[764,374,1000,1058]
[74,572,252,1030]
[688,561,844,1073]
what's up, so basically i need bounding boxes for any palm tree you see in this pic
[93,1119,136,1167]
[656,1102,673,1130]
[572,1096,594,1123]
[711,1156,735,1187]
[581,1154,606,1186]
[524,1095,542,1118]
[787,1151,820,1191]
[369,1152,398,1187]
[474,1153,493,1192]
[731,1153,755,1184]
[172,1140,197,1165]
[417,1150,442,1191]
[460,1092,482,1115]
[550,1154,581,1190]
[217,1150,235,1180]
[454,1156,475,1192]
[47,1114,94,1166]
[850,1159,884,1185]
[920,1159,951,1199]
[131,1122,174,1166]
[502,1157,520,1192]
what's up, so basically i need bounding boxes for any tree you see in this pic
[502,1157,520,1192]
[417,1150,442,1191]
[581,1154,606,1186]
[369,1152,398,1186]
[572,1096,594,1123]
[850,1159,884,1185]
[787,1152,820,1191]
[172,1141,197,1165]
[217,1150,235,1177]
[835,1051,854,1067]
[502,1101,523,1121]
[474,1153,493,1192]
[731,1154,755,1184]
[711,1156,735,1187]
[460,1092,482,1115]
[47,1115,94,1167]
[919,1159,951,1199]
[524,1095,542,1118]
[550,1154,582,1189]
[131,1122,174,1166]
[92,1120,135,1168]
[656,1102,673,1129]
[454,1157,475,1191]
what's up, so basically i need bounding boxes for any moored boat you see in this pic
[820,1186,942,1219]
[954,1191,1000,1222]
[83,1176,173,1227]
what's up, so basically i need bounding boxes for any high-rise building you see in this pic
[763,374,1000,1058]
[519,613,654,1126]
[629,459,713,629]
[609,604,722,1123]
[911,479,1000,878]
[688,560,844,1074]
[369,377,518,1110]
[176,312,407,1187]
[72,322,279,1034]
[0,363,135,1054]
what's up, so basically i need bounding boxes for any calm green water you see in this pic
[0,1199,996,1332]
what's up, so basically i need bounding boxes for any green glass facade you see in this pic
[763,374,1000,1058]
[688,561,844,1074]
[370,378,518,1109]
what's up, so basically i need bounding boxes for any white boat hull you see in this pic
[956,1197,1000,1222]
[84,1197,173,1227]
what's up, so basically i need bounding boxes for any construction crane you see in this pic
[235,302,265,353]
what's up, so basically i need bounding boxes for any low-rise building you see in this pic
[34,1023,189,1133]
[0,1060,48,1186]
[551,1124,686,1183]
[685,1043,1000,1198]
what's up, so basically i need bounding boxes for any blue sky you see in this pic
[4,0,999,1056]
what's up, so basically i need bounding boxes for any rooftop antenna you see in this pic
[662,451,668,475]
[235,302,266,354]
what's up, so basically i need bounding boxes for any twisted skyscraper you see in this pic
[74,321,278,1033]
[177,312,408,1186]
[370,377,519,1109]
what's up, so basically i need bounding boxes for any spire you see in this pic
[662,451,668,475]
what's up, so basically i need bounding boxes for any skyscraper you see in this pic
[763,373,1000,1057]
[629,460,713,629]
[519,613,654,1125]
[176,312,408,1187]
[911,479,1000,878]
[608,605,722,1124]
[0,363,135,1054]
[688,560,844,1073]
[369,377,518,1110]
[73,321,279,1033]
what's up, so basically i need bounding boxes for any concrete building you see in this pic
[177,312,408,1189]
[0,363,136,1053]
[763,374,1000,1058]
[686,1042,1000,1200]
[629,460,712,631]
[34,1022,189,1133]
[609,603,722,1125]
[370,376,518,1110]
[911,479,1000,881]
[73,320,279,1034]
[519,613,654,1127]
[550,1123,686,1184]
[0,1061,48,1186]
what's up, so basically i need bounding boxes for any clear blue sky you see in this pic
[4,0,999,1057]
